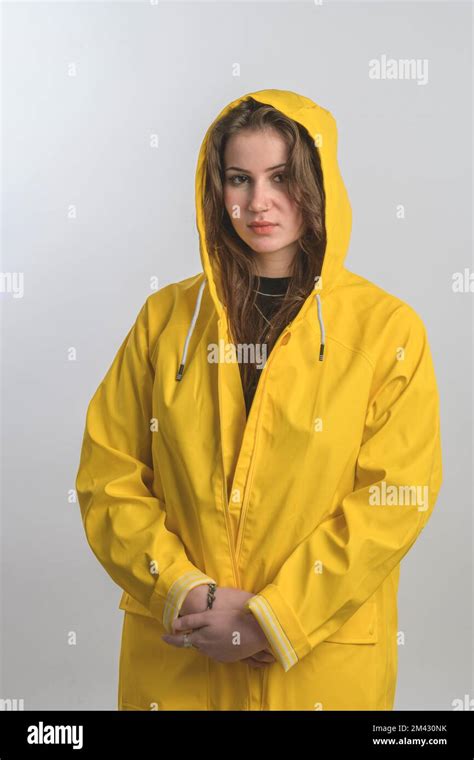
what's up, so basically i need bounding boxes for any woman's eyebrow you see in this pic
[224,163,287,173]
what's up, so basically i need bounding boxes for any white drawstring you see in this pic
[175,277,207,381]
[315,293,325,361]
[176,278,326,380]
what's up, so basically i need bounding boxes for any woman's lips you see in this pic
[248,223,278,235]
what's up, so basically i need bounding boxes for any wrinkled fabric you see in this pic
[76,89,443,711]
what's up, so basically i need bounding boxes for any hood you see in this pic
[177,89,352,380]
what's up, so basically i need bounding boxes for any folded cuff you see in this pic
[149,560,216,633]
[244,584,312,672]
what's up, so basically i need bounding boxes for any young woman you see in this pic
[76,89,443,711]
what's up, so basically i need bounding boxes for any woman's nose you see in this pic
[248,186,270,212]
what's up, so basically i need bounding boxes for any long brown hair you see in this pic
[203,96,327,409]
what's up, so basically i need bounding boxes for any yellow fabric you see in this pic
[76,89,443,711]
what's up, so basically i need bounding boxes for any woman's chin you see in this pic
[246,239,287,255]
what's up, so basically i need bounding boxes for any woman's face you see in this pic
[223,128,304,274]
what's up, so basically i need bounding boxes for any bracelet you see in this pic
[206,582,217,609]
[177,582,217,619]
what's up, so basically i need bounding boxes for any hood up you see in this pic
[176,89,352,380]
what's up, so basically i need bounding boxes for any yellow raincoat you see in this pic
[75,89,443,711]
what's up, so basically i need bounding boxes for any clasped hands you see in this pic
[161,585,277,669]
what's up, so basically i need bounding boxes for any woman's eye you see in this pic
[228,175,248,185]
[227,173,287,186]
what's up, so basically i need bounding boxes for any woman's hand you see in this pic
[162,609,272,665]
[179,585,255,617]
[177,586,276,666]
[240,648,277,668]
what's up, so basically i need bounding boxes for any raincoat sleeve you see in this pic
[244,305,443,672]
[75,296,216,634]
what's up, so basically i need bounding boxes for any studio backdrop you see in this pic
[1,0,471,711]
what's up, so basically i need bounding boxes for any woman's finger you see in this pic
[161,629,196,648]
[252,650,276,662]
[242,656,270,668]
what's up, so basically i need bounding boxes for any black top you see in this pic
[243,275,292,416]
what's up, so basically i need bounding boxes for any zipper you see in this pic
[221,287,320,578]
[217,319,242,589]
[234,325,292,564]
[229,326,289,711]
[221,456,241,587]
